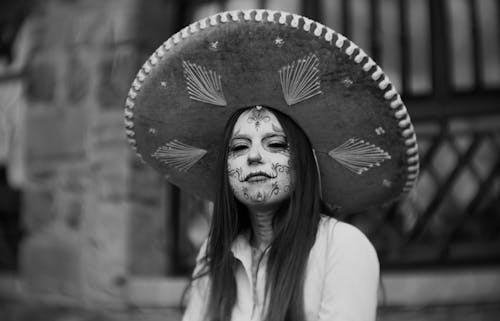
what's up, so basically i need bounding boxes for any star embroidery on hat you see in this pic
[209,41,219,51]
[342,77,354,88]
[375,127,386,135]
[382,179,392,188]
[274,36,285,47]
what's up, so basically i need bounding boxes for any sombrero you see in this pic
[124,9,419,213]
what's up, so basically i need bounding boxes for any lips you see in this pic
[244,171,274,182]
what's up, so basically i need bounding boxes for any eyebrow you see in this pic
[230,133,286,141]
[230,135,250,141]
[263,133,286,140]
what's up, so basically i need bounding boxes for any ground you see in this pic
[2,300,500,321]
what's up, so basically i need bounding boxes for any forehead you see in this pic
[232,108,283,134]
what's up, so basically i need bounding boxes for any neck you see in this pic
[248,206,277,251]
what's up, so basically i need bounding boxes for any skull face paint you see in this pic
[227,107,295,208]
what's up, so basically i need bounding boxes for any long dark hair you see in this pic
[201,106,322,321]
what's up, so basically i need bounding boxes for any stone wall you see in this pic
[18,0,176,306]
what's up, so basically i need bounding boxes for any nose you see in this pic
[247,145,263,164]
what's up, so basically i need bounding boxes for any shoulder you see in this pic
[311,216,380,321]
[316,215,379,267]
[318,215,373,246]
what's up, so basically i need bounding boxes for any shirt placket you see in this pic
[251,248,270,321]
[232,236,270,321]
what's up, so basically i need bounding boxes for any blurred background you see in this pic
[0,0,499,320]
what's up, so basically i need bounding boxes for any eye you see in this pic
[267,139,289,151]
[268,142,288,148]
[229,144,248,153]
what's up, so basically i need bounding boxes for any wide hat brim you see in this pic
[125,9,419,214]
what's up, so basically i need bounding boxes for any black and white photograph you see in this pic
[1,0,499,320]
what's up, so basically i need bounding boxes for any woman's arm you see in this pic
[318,221,380,321]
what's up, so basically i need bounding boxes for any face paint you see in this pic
[227,107,295,208]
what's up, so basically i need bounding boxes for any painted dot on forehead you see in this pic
[232,107,283,134]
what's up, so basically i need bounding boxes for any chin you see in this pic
[246,194,289,208]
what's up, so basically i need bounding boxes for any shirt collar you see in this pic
[231,232,252,265]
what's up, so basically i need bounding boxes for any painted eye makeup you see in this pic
[265,136,288,151]
[268,142,288,149]
[230,144,248,152]
[229,138,250,154]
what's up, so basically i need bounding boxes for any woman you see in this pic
[185,105,380,321]
[124,9,419,321]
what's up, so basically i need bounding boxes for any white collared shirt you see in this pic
[183,216,380,321]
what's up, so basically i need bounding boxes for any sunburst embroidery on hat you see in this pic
[151,139,207,172]
[183,60,227,106]
[328,138,391,174]
[279,53,322,106]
